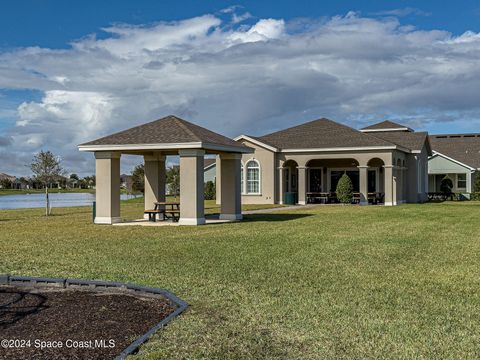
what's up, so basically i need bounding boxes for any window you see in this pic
[246,160,260,194]
[457,174,467,189]
[240,163,244,194]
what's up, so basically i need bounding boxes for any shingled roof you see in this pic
[79,115,252,153]
[430,134,480,169]
[370,131,431,153]
[253,118,396,150]
[361,120,412,131]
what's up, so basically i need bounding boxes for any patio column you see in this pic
[178,149,205,225]
[277,167,285,204]
[144,153,166,219]
[384,165,394,206]
[215,155,221,205]
[94,151,121,224]
[219,153,242,220]
[358,165,368,205]
[297,166,307,205]
[397,167,404,204]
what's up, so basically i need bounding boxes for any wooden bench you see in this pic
[144,209,165,222]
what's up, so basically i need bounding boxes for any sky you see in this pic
[1,0,480,176]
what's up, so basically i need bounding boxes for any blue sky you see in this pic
[1,1,480,175]
[1,0,479,49]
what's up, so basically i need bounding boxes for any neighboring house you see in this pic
[232,119,431,206]
[203,158,216,184]
[120,174,133,190]
[428,134,480,196]
[0,173,16,188]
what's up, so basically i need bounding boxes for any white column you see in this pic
[467,172,472,193]
[278,167,285,204]
[358,165,368,205]
[178,149,205,225]
[215,155,221,205]
[94,152,121,224]
[297,166,307,205]
[144,153,166,219]
[219,153,242,220]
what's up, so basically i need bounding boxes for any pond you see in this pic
[0,192,140,210]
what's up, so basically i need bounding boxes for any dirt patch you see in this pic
[0,285,176,359]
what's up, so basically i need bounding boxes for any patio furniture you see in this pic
[143,209,165,222]
[154,201,180,222]
[352,192,360,204]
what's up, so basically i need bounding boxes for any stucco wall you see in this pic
[238,139,276,204]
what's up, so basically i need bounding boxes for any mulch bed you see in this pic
[0,285,176,359]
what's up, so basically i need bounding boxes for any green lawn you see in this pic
[1,202,480,358]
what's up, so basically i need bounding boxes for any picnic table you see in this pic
[144,201,180,222]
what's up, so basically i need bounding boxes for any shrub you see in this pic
[473,174,480,193]
[336,173,353,204]
[440,176,453,195]
[204,181,216,200]
[471,192,480,201]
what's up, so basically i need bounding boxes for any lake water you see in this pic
[0,192,140,210]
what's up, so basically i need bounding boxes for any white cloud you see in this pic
[1,12,480,176]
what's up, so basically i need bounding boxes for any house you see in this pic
[203,158,216,184]
[230,119,432,206]
[120,174,133,190]
[428,134,480,196]
[0,173,16,188]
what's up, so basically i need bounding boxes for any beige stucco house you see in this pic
[227,119,432,206]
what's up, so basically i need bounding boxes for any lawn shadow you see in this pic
[0,288,47,328]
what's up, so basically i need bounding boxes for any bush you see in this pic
[440,176,453,195]
[204,181,216,200]
[336,173,353,204]
[471,192,480,201]
[473,174,480,193]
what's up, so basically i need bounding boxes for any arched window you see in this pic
[246,160,260,194]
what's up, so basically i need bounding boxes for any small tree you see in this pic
[204,181,216,200]
[440,176,453,195]
[336,173,353,204]
[166,166,180,200]
[131,164,145,194]
[30,150,64,216]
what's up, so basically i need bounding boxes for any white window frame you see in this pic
[245,159,261,195]
[456,173,467,190]
[240,161,245,195]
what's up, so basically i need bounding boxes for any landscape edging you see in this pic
[0,274,188,359]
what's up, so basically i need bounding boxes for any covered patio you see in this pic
[78,115,252,225]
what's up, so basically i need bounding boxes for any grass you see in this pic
[1,201,480,358]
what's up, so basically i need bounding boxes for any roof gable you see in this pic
[370,131,430,153]
[256,118,396,150]
[361,120,412,132]
[429,153,475,172]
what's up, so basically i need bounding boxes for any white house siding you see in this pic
[428,154,473,193]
